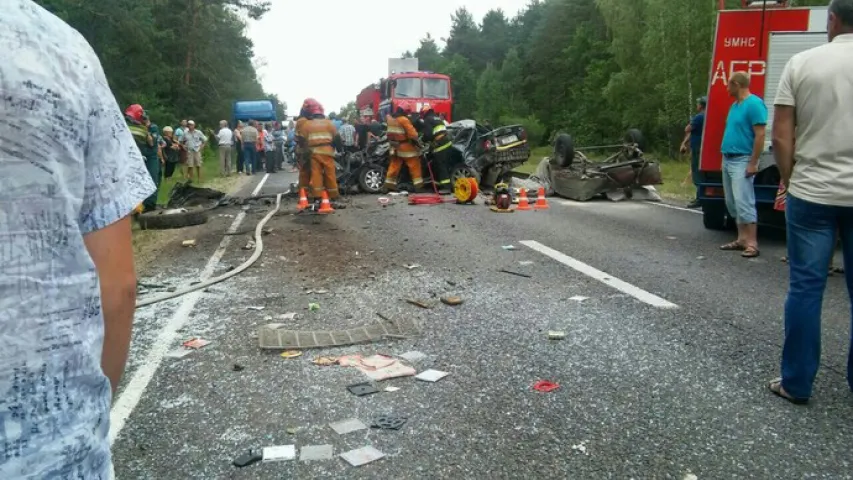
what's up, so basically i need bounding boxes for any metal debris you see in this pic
[371,415,408,430]
[440,296,464,306]
[499,269,532,278]
[257,315,420,350]
[547,331,566,340]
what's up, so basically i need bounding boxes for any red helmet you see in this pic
[125,104,146,123]
[302,98,324,116]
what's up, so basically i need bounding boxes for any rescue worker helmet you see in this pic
[302,98,324,116]
[125,104,146,123]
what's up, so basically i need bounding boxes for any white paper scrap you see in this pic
[415,369,449,382]
[340,446,385,467]
[384,386,400,393]
[262,445,296,462]
[569,296,589,302]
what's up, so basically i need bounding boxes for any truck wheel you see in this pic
[702,201,732,230]
[137,207,209,230]
[551,133,575,168]
[358,165,385,194]
[624,129,647,154]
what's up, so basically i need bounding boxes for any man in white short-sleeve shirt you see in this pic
[769,0,853,404]
[0,1,155,477]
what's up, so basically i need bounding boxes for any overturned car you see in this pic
[516,129,663,202]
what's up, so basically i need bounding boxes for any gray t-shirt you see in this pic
[241,125,259,144]
[0,1,156,477]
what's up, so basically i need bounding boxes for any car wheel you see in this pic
[702,201,733,230]
[450,166,480,188]
[551,133,575,168]
[358,165,385,194]
[136,206,208,230]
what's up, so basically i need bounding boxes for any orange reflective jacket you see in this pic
[296,118,336,157]
[386,114,419,157]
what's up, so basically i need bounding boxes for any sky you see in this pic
[247,0,533,116]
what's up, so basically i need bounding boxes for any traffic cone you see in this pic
[516,188,532,211]
[534,187,549,210]
[317,191,335,214]
[297,188,309,210]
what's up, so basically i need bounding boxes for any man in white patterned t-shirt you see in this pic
[0,1,155,478]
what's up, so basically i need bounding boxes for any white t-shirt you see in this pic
[775,34,853,206]
[217,127,233,146]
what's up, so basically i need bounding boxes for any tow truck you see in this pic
[698,0,827,230]
[356,58,453,122]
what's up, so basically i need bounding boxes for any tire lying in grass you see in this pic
[551,133,575,168]
[136,207,209,230]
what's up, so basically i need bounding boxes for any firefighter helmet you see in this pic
[125,104,146,123]
[420,104,435,117]
[302,98,324,116]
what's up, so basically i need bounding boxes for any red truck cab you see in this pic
[698,1,828,229]
[357,72,453,123]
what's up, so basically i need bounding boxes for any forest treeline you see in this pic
[389,0,826,153]
[35,0,285,129]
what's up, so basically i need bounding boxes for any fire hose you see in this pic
[135,192,283,308]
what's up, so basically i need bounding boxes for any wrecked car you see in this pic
[516,129,662,202]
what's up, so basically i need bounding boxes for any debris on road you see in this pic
[340,446,385,467]
[548,331,566,340]
[499,269,532,278]
[312,356,338,366]
[306,289,330,294]
[371,415,408,430]
[242,240,255,250]
[440,296,464,306]
[246,306,265,311]
[571,442,588,455]
[181,239,197,247]
[182,338,211,349]
[405,298,432,309]
[279,312,297,321]
[398,351,428,362]
[232,363,245,371]
[569,296,588,302]
[262,445,296,462]
[339,354,416,381]
[232,450,263,468]
[258,316,420,350]
[519,260,534,266]
[300,445,334,462]
[286,427,299,435]
[384,386,401,393]
[502,245,517,250]
[280,350,303,359]
[532,380,560,392]
[403,263,421,270]
[347,382,380,397]
[329,418,368,435]
[415,369,450,382]
[308,303,320,312]
[165,348,193,359]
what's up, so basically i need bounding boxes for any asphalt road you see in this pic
[112,171,853,479]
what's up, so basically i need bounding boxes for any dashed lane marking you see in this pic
[251,173,270,197]
[645,201,703,215]
[520,240,679,309]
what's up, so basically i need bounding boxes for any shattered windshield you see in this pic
[423,78,449,99]
[393,78,421,98]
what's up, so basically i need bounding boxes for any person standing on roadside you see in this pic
[241,120,259,175]
[175,119,189,179]
[234,120,244,174]
[216,120,233,176]
[181,120,207,183]
[161,126,182,179]
[264,121,277,173]
[338,117,357,154]
[768,0,853,405]
[1,2,156,478]
[717,71,766,259]
[680,96,707,209]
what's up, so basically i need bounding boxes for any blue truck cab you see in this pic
[232,100,276,126]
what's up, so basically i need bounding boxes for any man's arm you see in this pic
[680,123,692,152]
[746,99,768,177]
[83,216,137,394]
[772,59,797,186]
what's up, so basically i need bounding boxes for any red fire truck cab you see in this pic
[356,72,453,123]
[698,1,828,229]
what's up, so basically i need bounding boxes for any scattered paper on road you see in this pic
[384,386,400,392]
[181,338,210,349]
[329,418,368,435]
[262,445,295,462]
[300,445,334,462]
[415,369,449,382]
[502,245,517,250]
[340,446,385,467]
[399,351,427,362]
[339,355,416,381]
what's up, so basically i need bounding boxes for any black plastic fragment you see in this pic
[347,382,379,397]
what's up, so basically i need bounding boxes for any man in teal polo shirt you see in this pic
[718,71,767,258]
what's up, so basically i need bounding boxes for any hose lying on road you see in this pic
[135,193,283,309]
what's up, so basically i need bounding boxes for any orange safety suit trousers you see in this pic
[383,155,423,191]
[309,153,339,200]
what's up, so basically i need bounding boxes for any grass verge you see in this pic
[133,148,249,268]
[513,147,694,202]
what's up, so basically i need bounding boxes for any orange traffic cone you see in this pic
[534,187,549,210]
[296,188,309,210]
[317,191,335,214]
[516,189,532,211]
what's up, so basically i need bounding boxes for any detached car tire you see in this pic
[701,201,733,230]
[137,207,209,230]
[551,133,575,168]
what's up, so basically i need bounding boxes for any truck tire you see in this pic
[702,201,732,230]
[551,133,575,168]
[624,128,646,154]
[137,207,209,230]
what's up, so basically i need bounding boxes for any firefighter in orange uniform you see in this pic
[295,98,340,201]
[383,106,423,192]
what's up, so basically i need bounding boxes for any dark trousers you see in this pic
[429,147,452,189]
[236,142,244,172]
[143,155,161,210]
[691,148,701,198]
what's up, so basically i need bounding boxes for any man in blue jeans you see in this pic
[718,71,766,259]
[769,0,853,404]
[680,96,706,209]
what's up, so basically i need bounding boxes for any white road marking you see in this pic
[645,201,703,215]
[251,173,270,197]
[110,173,269,444]
[520,240,678,309]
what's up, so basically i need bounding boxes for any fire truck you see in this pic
[698,0,827,230]
[356,58,453,123]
